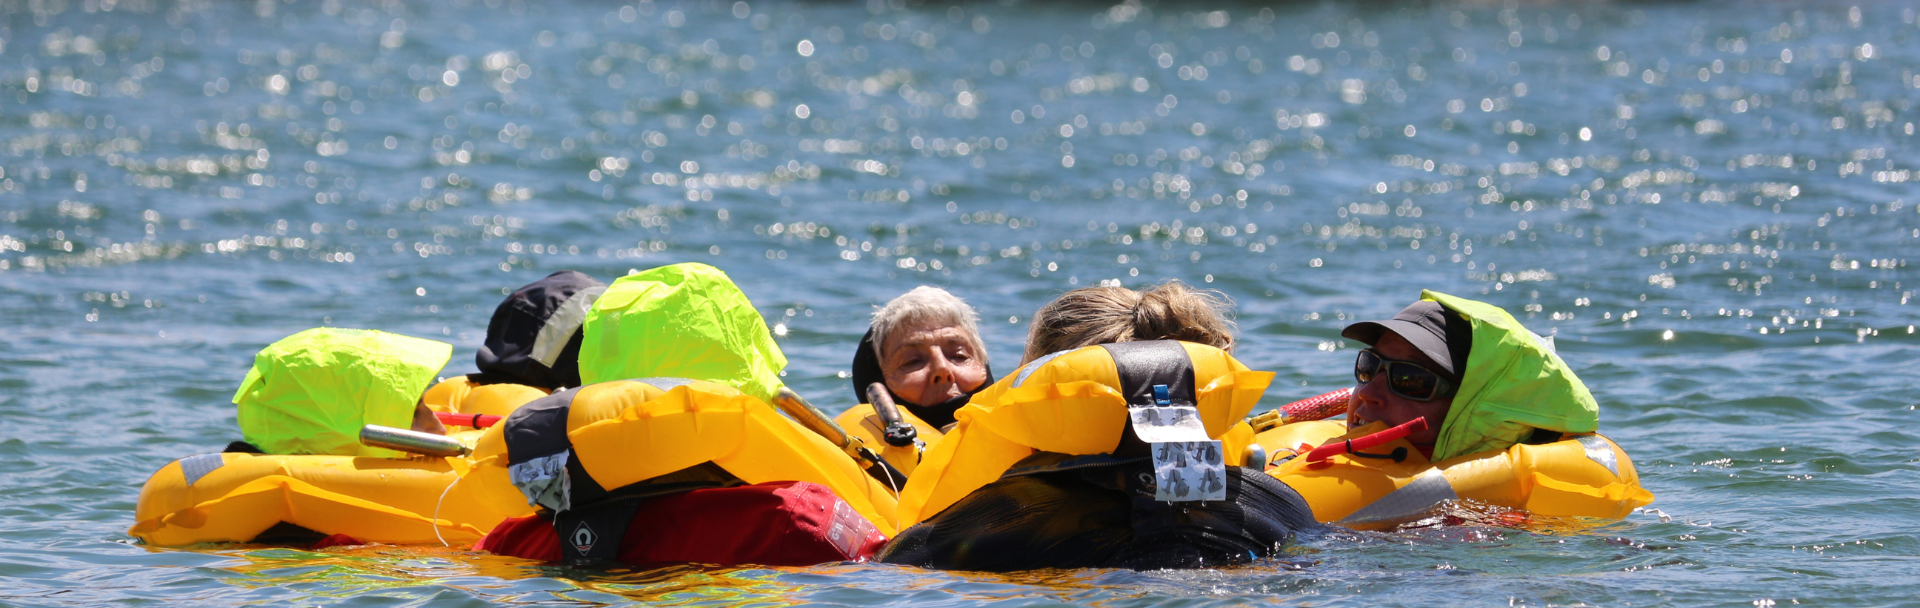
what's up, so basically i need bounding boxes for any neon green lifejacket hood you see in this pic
[233,328,452,457]
[577,263,788,402]
[1425,290,1599,461]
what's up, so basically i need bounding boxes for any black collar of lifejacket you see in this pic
[850,327,996,429]
[1001,342,1212,502]
[1098,340,1199,457]
[996,342,1231,515]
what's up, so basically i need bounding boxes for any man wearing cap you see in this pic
[1339,290,1598,462]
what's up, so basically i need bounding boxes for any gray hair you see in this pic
[871,286,988,365]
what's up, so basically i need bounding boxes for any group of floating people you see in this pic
[130,262,1654,571]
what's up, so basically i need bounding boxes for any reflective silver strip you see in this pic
[529,285,606,368]
[632,377,693,391]
[1576,435,1620,477]
[1530,330,1557,355]
[1338,468,1458,527]
[824,498,874,559]
[1012,351,1069,388]
[178,453,225,487]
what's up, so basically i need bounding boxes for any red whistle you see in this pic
[434,411,503,429]
[1304,416,1428,463]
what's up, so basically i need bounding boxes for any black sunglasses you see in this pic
[1354,349,1457,401]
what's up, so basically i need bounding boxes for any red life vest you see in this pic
[475,481,888,566]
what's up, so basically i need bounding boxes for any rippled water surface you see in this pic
[2,0,1917,605]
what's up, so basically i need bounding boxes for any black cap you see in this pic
[1341,301,1472,379]
[851,327,993,429]
[470,270,607,390]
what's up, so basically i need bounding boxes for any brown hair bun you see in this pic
[1021,280,1235,364]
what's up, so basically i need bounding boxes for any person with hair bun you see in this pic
[1021,280,1235,364]
[879,280,1318,572]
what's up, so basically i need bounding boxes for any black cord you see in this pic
[1344,446,1409,463]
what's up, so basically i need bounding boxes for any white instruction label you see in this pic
[508,450,573,512]
[1132,404,1226,502]
[1129,406,1210,443]
[1152,440,1227,502]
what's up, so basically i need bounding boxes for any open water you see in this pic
[1,0,1916,605]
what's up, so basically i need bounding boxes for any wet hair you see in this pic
[1022,280,1236,364]
[869,286,988,366]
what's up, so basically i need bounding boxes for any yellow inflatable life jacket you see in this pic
[462,378,902,537]
[833,404,945,478]
[896,341,1272,526]
[1258,420,1655,528]
[422,376,551,420]
[129,429,534,546]
[132,374,554,546]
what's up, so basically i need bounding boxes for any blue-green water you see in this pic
[2,0,1916,605]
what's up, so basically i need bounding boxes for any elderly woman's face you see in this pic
[880,323,989,408]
